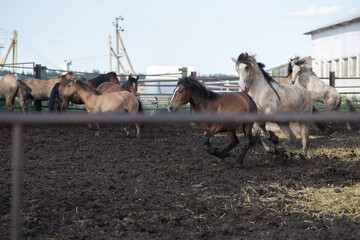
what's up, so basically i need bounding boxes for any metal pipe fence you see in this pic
[2,111,360,239]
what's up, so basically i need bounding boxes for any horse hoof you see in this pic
[95,131,100,137]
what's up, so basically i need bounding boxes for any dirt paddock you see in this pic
[1,122,360,239]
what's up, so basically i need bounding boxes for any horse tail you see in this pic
[49,82,60,112]
[312,107,335,137]
[137,98,144,112]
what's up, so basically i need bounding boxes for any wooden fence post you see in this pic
[329,71,336,87]
[34,64,43,112]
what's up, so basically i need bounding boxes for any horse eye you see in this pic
[179,90,183,94]
[245,66,249,71]
[67,85,71,88]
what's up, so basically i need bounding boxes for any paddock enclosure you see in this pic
[1,65,360,239]
[0,120,360,239]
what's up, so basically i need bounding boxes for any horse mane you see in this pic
[76,80,102,95]
[178,76,219,101]
[237,53,280,100]
[88,72,115,87]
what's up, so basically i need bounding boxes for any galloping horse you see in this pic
[232,53,317,156]
[0,74,30,111]
[59,79,141,137]
[96,74,139,95]
[49,72,119,111]
[290,57,341,111]
[21,72,75,111]
[168,76,264,167]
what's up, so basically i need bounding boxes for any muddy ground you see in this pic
[1,122,360,239]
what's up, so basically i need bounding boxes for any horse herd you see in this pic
[0,52,355,167]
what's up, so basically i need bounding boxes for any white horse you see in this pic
[290,57,341,111]
[232,53,316,156]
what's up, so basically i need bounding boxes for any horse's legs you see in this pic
[277,123,296,149]
[135,123,141,137]
[87,122,100,137]
[300,123,309,157]
[235,123,256,167]
[204,130,228,160]
[221,131,239,156]
[62,99,70,112]
[5,96,14,111]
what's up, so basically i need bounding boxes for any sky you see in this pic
[0,0,359,76]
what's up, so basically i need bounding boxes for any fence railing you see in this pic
[2,110,360,239]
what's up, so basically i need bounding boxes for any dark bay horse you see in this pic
[168,76,266,167]
[60,79,141,137]
[49,72,119,111]
[0,74,30,111]
[96,74,139,95]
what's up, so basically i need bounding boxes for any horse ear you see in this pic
[184,77,190,84]
[231,57,237,63]
[136,75,139,80]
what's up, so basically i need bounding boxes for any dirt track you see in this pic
[1,122,360,239]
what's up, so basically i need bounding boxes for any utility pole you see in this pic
[109,34,112,72]
[115,16,124,75]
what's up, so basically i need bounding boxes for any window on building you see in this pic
[320,62,324,77]
[350,57,357,77]
[326,61,332,77]
[342,58,349,77]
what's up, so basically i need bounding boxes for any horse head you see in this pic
[59,79,78,99]
[232,52,258,92]
[168,77,193,112]
[128,74,139,95]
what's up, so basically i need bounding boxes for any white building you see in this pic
[304,15,360,78]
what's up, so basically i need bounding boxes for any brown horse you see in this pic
[49,72,119,111]
[96,74,139,95]
[21,72,75,111]
[168,76,265,167]
[60,79,141,137]
[0,74,30,111]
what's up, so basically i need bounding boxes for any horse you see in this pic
[232,52,326,157]
[21,72,75,111]
[167,76,273,167]
[49,72,119,111]
[96,74,139,95]
[290,57,341,111]
[0,74,30,111]
[59,79,141,137]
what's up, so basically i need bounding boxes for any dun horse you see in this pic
[60,79,141,137]
[232,53,327,156]
[96,74,139,95]
[168,76,265,167]
[49,72,119,111]
[21,72,75,111]
[0,74,30,111]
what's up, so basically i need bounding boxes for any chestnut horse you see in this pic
[60,79,141,137]
[49,72,119,111]
[168,76,271,167]
[0,74,30,111]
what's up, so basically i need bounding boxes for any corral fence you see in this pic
[1,63,360,112]
[1,63,360,239]
[2,111,360,239]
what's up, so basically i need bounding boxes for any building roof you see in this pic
[304,14,360,35]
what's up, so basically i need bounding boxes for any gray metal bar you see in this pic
[11,123,23,240]
[0,112,360,125]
